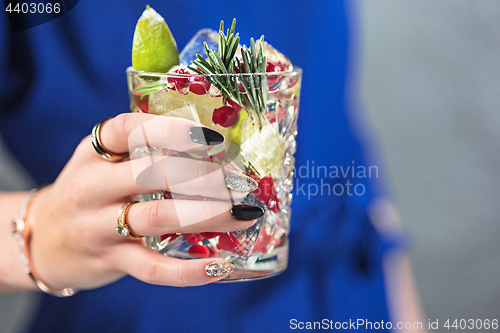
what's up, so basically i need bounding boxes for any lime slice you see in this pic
[132,5,179,73]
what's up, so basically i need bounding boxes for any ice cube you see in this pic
[254,41,293,71]
[148,89,224,127]
[240,121,286,178]
[179,29,219,66]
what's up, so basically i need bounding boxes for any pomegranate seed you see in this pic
[209,247,219,257]
[188,244,210,258]
[227,98,242,112]
[265,107,286,124]
[185,233,204,244]
[160,233,179,242]
[137,98,149,113]
[276,62,289,72]
[217,233,238,251]
[266,61,276,73]
[269,182,280,212]
[254,176,279,211]
[288,76,299,88]
[268,198,279,213]
[253,230,272,254]
[234,61,245,73]
[212,106,238,127]
[266,61,282,88]
[201,232,223,239]
[254,176,273,203]
[248,172,259,183]
[167,68,190,91]
[267,61,290,89]
[189,75,210,95]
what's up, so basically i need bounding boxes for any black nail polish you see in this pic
[231,205,265,221]
[190,127,224,145]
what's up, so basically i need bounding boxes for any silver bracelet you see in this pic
[10,188,77,297]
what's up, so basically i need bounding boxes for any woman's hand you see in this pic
[24,113,257,291]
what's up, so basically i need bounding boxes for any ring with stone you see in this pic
[91,118,130,162]
[116,202,142,240]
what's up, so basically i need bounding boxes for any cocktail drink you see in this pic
[126,7,301,281]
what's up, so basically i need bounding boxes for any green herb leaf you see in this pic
[135,82,167,99]
[191,19,267,120]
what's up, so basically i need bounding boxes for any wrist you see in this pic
[10,188,76,297]
[0,191,37,293]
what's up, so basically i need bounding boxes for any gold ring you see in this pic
[116,202,142,240]
[91,118,130,162]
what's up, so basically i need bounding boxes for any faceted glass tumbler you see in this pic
[126,67,301,281]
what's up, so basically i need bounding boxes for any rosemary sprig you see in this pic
[135,82,166,97]
[188,19,267,120]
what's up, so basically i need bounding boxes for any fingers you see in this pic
[123,199,257,236]
[97,113,224,156]
[100,155,249,200]
[114,243,234,286]
[85,113,256,201]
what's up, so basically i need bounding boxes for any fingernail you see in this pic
[225,173,258,192]
[189,127,224,145]
[205,261,235,277]
[231,205,265,221]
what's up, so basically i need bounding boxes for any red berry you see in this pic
[227,98,242,112]
[264,107,286,124]
[209,247,219,257]
[212,106,238,127]
[288,76,299,88]
[188,244,210,258]
[201,232,222,239]
[248,172,259,183]
[266,61,276,73]
[137,98,149,113]
[276,62,289,72]
[254,176,280,212]
[267,61,290,88]
[217,233,238,251]
[160,233,179,242]
[266,61,281,87]
[253,229,272,254]
[185,233,204,244]
[189,75,211,95]
[254,176,273,203]
[234,61,245,73]
[167,68,191,91]
[268,197,279,213]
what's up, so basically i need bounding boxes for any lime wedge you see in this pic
[132,5,179,73]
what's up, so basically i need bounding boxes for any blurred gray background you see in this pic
[1,0,500,331]
[359,0,500,325]
[0,136,37,332]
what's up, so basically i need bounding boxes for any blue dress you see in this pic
[0,1,396,331]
